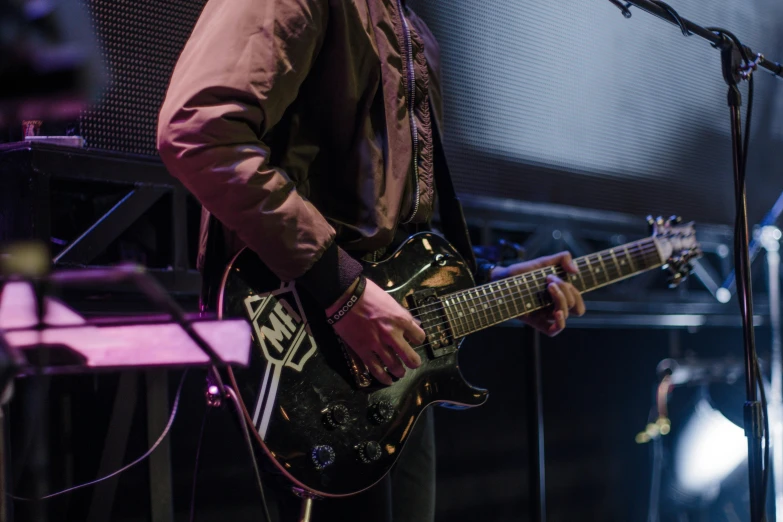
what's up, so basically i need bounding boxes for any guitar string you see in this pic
[408,247,662,338]
[403,245,663,350]
[406,241,661,321]
[412,246,662,338]
[436,243,661,316]
[412,261,661,342]
[401,239,658,317]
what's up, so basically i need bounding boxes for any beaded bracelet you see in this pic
[327,275,367,326]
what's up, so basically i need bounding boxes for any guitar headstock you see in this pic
[648,215,702,287]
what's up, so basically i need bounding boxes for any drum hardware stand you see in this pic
[607,3,783,520]
[525,327,546,522]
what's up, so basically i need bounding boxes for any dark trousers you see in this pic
[264,409,436,522]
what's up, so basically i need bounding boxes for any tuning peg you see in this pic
[668,272,684,288]
[647,215,656,234]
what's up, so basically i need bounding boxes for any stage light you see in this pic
[716,287,732,303]
[674,397,747,498]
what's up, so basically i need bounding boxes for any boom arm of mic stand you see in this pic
[607,0,632,19]
[623,0,783,78]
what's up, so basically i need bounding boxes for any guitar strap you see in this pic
[431,116,477,274]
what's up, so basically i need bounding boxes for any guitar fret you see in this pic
[623,244,637,272]
[533,271,548,308]
[642,239,658,269]
[446,296,463,338]
[635,241,651,271]
[609,249,626,279]
[460,295,470,335]
[574,259,587,292]
[456,296,467,336]
[496,281,512,322]
[471,286,489,327]
[442,297,457,336]
[596,254,609,285]
[497,281,507,314]
[598,251,615,282]
[512,277,529,312]
[460,293,474,335]
[521,273,537,311]
[483,284,497,325]
[505,280,520,317]
[499,281,510,319]
[584,256,598,288]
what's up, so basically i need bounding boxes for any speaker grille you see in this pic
[79,0,207,156]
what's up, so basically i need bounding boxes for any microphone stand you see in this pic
[607,2,783,521]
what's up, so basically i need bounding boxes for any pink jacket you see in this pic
[157,0,441,289]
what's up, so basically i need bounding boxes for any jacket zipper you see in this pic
[396,0,420,224]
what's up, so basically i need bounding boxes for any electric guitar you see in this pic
[218,218,700,497]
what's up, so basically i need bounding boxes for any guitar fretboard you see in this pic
[436,237,662,338]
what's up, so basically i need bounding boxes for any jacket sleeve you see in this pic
[157,0,361,302]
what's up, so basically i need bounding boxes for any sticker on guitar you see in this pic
[243,282,317,438]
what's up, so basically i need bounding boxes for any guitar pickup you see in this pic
[407,289,456,359]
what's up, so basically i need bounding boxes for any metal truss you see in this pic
[0,141,200,300]
[0,142,772,328]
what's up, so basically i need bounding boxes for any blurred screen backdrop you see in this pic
[408,0,783,225]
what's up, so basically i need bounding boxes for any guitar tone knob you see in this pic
[356,441,383,463]
[311,445,336,470]
[369,400,395,424]
[324,404,350,428]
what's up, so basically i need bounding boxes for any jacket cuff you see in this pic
[297,242,364,308]
[474,259,497,285]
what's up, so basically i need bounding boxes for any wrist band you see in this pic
[327,275,367,326]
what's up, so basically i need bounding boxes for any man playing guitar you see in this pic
[157,0,585,519]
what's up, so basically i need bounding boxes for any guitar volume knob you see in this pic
[369,400,395,424]
[324,404,350,428]
[356,441,383,463]
[311,445,336,470]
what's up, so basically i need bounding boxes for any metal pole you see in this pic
[526,327,546,522]
[762,225,782,521]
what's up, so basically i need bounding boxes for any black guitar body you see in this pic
[219,232,488,497]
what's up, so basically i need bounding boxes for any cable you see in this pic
[649,0,690,36]
[744,74,768,515]
[188,407,210,522]
[226,387,272,522]
[9,370,188,502]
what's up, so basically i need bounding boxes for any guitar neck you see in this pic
[439,237,663,338]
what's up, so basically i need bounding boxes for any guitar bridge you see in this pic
[408,289,456,358]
